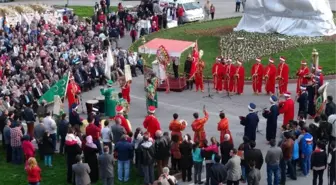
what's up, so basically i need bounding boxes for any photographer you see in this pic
[157,167,177,185]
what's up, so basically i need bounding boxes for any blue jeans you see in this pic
[301,153,312,176]
[241,165,246,180]
[118,160,130,182]
[12,146,23,165]
[267,164,280,185]
[44,155,52,166]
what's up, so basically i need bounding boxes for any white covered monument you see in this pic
[234,0,336,36]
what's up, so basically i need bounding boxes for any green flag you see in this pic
[38,72,70,104]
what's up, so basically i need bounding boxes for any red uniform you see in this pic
[212,62,220,89]
[191,110,209,146]
[251,62,264,94]
[319,73,324,85]
[277,62,289,95]
[234,64,245,94]
[195,60,205,92]
[121,83,131,103]
[143,115,161,138]
[264,63,277,94]
[279,97,295,125]
[66,81,81,108]
[169,119,186,142]
[189,48,199,79]
[115,114,131,134]
[225,63,236,93]
[222,63,228,91]
[296,65,310,94]
[217,118,233,144]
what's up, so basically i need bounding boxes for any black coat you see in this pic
[297,91,308,114]
[262,104,279,141]
[241,112,259,141]
[155,137,170,160]
[184,59,192,74]
[41,134,54,155]
[325,101,336,117]
[65,143,82,183]
[307,85,316,116]
[179,141,193,168]
[83,146,99,183]
[245,148,263,170]
[69,111,82,127]
[209,163,227,185]
[220,141,233,165]
[20,94,34,106]
[23,107,36,122]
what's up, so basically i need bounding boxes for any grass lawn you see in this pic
[69,6,117,18]
[0,149,143,185]
[130,16,336,79]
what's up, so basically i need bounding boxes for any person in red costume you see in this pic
[115,106,131,134]
[234,59,245,95]
[194,50,205,92]
[66,76,81,109]
[296,60,310,94]
[279,91,295,125]
[189,43,199,83]
[251,57,264,95]
[222,59,228,91]
[225,58,236,94]
[217,111,233,144]
[143,106,161,139]
[169,113,187,142]
[276,56,289,96]
[264,58,277,95]
[191,106,209,146]
[212,57,221,90]
[121,81,131,103]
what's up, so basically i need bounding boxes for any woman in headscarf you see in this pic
[83,135,99,183]
[65,127,82,184]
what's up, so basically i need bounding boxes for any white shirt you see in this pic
[128,56,136,65]
[140,20,147,29]
[101,127,113,143]
[43,116,57,134]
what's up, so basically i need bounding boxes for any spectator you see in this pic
[280,131,295,184]
[85,115,102,154]
[58,113,69,154]
[224,148,242,185]
[111,118,126,143]
[328,114,336,144]
[192,141,204,184]
[98,146,115,185]
[291,134,299,180]
[209,154,226,185]
[72,155,91,185]
[133,127,144,174]
[265,139,283,185]
[202,139,216,185]
[43,112,57,151]
[210,4,215,20]
[325,96,336,117]
[34,117,46,160]
[180,134,193,182]
[136,55,144,75]
[318,114,332,143]
[245,141,263,174]
[22,135,35,162]
[41,132,54,167]
[10,122,23,164]
[23,104,36,139]
[0,109,9,148]
[237,136,251,183]
[220,134,234,165]
[83,135,99,183]
[114,134,133,182]
[170,134,181,173]
[177,5,184,25]
[65,129,83,184]
[247,161,261,185]
[139,132,155,185]
[158,167,178,185]
[311,141,327,185]
[25,157,41,185]
[3,118,12,163]
[155,130,170,176]
[101,120,113,154]
[328,141,336,185]
[300,126,313,176]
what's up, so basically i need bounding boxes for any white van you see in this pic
[160,0,205,23]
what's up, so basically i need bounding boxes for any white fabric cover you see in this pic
[234,0,336,36]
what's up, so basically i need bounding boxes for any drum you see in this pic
[86,100,98,114]
[96,96,105,113]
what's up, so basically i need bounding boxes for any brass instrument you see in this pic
[276,63,284,80]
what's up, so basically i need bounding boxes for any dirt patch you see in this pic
[184,25,236,36]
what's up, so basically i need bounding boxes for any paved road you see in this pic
[4,0,336,184]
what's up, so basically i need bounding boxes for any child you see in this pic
[25,157,41,185]
[22,135,35,162]
[42,132,54,167]
[192,141,203,184]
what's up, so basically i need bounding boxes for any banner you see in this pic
[104,46,114,80]
[38,72,70,104]
[316,82,329,115]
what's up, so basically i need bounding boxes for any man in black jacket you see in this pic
[245,141,264,176]
[155,130,170,176]
[23,104,36,140]
[0,110,8,148]
[209,155,227,185]
[58,113,69,154]
[326,96,336,117]
[139,133,156,185]
[184,55,193,90]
